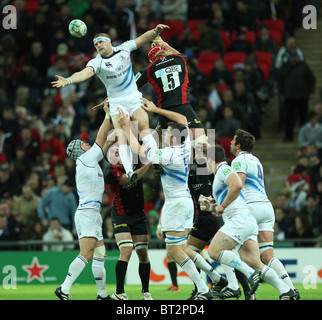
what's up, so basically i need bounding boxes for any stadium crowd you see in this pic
[0,0,321,250]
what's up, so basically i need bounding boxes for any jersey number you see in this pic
[155,65,182,92]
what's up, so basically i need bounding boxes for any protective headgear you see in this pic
[66,139,85,160]
[148,45,164,62]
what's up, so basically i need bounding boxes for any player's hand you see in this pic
[141,97,158,113]
[92,98,109,112]
[153,35,166,47]
[117,108,130,127]
[154,24,170,34]
[156,225,163,239]
[51,75,69,88]
[103,100,110,115]
[212,205,224,217]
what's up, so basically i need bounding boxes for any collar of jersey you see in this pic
[101,50,120,59]
[215,161,228,175]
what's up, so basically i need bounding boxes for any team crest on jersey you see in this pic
[233,162,241,170]
[155,150,162,156]
[223,168,232,175]
[105,62,112,68]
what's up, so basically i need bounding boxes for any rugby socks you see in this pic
[92,257,107,297]
[115,260,128,294]
[218,250,254,279]
[139,262,151,293]
[261,266,290,294]
[61,255,88,294]
[142,133,158,149]
[268,257,295,289]
[221,265,240,290]
[179,257,209,293]
[193,253,221,284]
[168,261,178,287]
[118,144,133,175]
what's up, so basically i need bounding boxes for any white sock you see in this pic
[218,250,254,279]
[118,144,133,174]
[261,266,290,294]
[193,253,221,284]
[61,255,88,294]
[180,257,209,293]
[92,257,107,297]
[142,133,158,149]
[268,257,295,289]
[221,264,239,290]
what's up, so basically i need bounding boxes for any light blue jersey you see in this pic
[212,162,249,221]
[146,131,191,199]
[231,152,269,204]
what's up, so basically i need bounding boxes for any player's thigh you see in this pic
[258,230,274,243]
[132,234,149,262]
[131,107,149,131]
[187,234,208,253]
[114,232,134,260]
[79,237,98,259]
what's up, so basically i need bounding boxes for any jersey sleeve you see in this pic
[218,165,235,184]
[86,56,99,74]
[80,143,103,166]
[135,66,148,88]
[231,156,247,175]
[118,40,137,53]
[146,147,174,165]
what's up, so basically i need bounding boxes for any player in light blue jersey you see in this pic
[204,144,297,300]
[55,102,112,300]
[117,97,228,300]
[51,24,169,185]
[230,129,299,299]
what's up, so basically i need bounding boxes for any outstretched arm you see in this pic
[141,97,187,125]
[153,35,180,55]
[95,101,111,149]
[135,24,170,48]
[51,66,94,88]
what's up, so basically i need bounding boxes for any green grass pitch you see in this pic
[0,283,321,300]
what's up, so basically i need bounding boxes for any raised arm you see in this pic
[153,36,180,55]
[135,24,170,48]
[141,97,187,125]
[95,102,111,149]
[51,66,94,88]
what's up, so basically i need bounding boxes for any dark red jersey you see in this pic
[105,164,144,216]
[136,54,190,109]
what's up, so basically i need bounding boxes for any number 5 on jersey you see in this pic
[155,65,182,92]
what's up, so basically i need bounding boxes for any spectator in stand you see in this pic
[215,106,241,138]
[198,22,224,54]
[12,145,31,185]
[302,193,322,237]
[42,217,75,251]
[0,200,22,243]
[0,161,20,198]
[253,24,277,58]
[12,184,41,240]
[287,215,315,247]
[37,178,77,233]
[39,129,66,169]
[298,111,322,150]
[209,57,233,87]
[274,207,292,238]
[160,0,188,21]
[230,0,257,31]
[278,50,316,142]
[227,29,253,55]
[313,102,322,123]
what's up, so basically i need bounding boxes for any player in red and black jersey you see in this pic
[135,36,206,145]
[104,144,153,300]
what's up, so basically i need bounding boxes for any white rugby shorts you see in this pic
[161,197,194,232]
[109,91,143,117]
[75,208,103,241]
[219,211,258,245]
[247,201,275,232]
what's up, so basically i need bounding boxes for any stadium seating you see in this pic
[197,51,221,78]
[219,30,231,51]
[269,29,283,48]
[231,30,256,47]
[160,20,185,42]
[262,19,285,35]
[223,51,247,70]
[253,51,273,82]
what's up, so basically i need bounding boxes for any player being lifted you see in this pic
[51,24,169,185]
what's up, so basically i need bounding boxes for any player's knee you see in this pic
[134,242,149,262]
[117,239,134,261]
[208,246,220,261]
[93,245,106,259]
[258,242,274,264]
[80,248,94,262]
